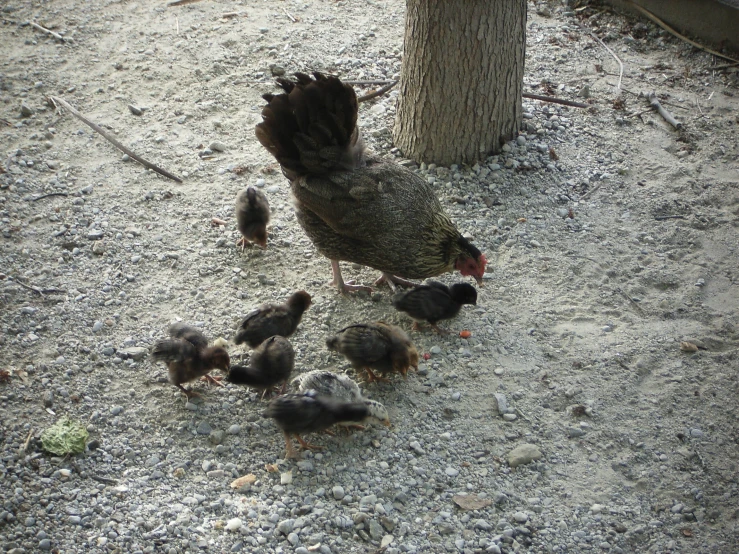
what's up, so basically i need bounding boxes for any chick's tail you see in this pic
[255,72,365,179]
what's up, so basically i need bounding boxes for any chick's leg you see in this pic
[375,273,418,292]
[284,432,298,459]
[177,384,201,399]
[296,435,323,451]
[330,260,372,294]
[201,374,224,386]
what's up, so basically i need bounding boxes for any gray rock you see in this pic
[492,393,508,415]
[118,347,147,360]
[197,421,212,435]
[87,229,104,240]
[507,444,542,468]
[277,519,294,535]
[227,424,241,435]
[21,103,34,117]
[332,486,345,500]
[39,539,51,550]
[43,390,53,408]
[209,430,225,445]
[128,104,143,116]
[368,519,383,540]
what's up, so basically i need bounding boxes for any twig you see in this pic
[522,92,588,109]
[21,428,35,454]
[648,92,682,129]
[29,192,68,202]
[589,32,623,91]
[581,181,604,200]
[610,85,690,110]
[29,21,67,43]
[48,96,183,183]
[357,80,398,103]
[281,7,297,22]
[221,12,242,19]
[623,0,739,64]
[90,474,119,485]
[617,288,645,316]
[708,62,739,70]
[14,277,66,295]
[654,215,686,221]
[344,80,395,86]
[167,0,205,6]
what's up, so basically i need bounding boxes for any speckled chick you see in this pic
[235,290,312,348]
[152,323,230,398]
[235,186,270,250]
[228,335,295,396]
[326,322,419,382]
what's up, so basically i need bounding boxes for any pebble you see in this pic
[197,421,212,435]
[280,471,292,484]
[209,141,227,152]
[507,444,542,468]
[332,486,345,500]
[128,104,143,116]
[227,424,241,435]
[409,441,425,455]
[92,321,104,333]
[38,539,51,550]
[225,518,242,531]
[513,512,529,523]
[445,467,459,477]
[492,393,508,415]
[297,460,314,472]
[43,390,54,408]
[369,519,383,540]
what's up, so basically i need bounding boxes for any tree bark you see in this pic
[393,0,527,166]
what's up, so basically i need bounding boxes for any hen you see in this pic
[392,281,477,334]
[235,186,270,250]
[291,369,390,431]
[326,322,419,382]
[227,335,295,397]
[152,323,230,399]
[255,72,487,293]
[263,390,386,458]
[234,290,312,348]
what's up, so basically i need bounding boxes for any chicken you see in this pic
[152,323,230,399]
[326,322,419,383]
[392,281,477,334]
[234,290,312,348]
[235,186,270,250]
[227,335,294,397]
[255,72,487,294]
[291,369,390,431]
[263,390,386,458]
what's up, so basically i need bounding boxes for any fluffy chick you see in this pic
[291,369,390,431]
[236,186,270,250]
[235,290,312,348]
[263,390,384,458]
[152,323,230,398]
[392,281,477,333]
[326,322,419,383]
[227,335,295,397]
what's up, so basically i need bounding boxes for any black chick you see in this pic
[326,322,419,383]
[235,290,312,348]
[263,390,375,458]
[227,335,295,397]
[152,323,230,399]
[236,186,270,250]
[392,281,477,333]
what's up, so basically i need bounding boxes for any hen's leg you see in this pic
[201,374,224,386]
[331,260,372,294]
[375,273,418,292]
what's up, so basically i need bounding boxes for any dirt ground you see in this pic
[1,1,738,553]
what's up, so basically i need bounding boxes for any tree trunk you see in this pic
[393,0,527,166]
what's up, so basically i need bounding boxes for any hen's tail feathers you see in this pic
[255,72,365,179]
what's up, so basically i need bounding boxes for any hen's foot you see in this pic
[375,273,418,292]
[330,260,373,294]
[296,436,323,451]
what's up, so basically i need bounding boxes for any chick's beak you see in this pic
[475,276,484,286]
[383,419,391,427]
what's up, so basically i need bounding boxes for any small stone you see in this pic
[92,321,103,333]
[381,535,394,548]
[209,141,227,152]
[492,393,508,415]
[227,424,241,435]
[445,467,459,477]
[507,444,542,468]
[277,519,295,535]
[297,460,314,472]
[578,85,591,98]
[513,512,528,523]
[128,105,143,116]
[502,413,517,421]
[567,427,586,438]
[225,518,242,531]
[21,103,34,117]
[209,430,225,445]
[197,421,212,435]
[368,520,383,540]
[332,486,345,500]
[87,229,104,240]
[118,346,147,360]
[38,539,51,550]
[590,504,605,514]
[280,471,292,484]
[409,441,425,455]
[43,390,54,408]
[110,406,124,415]
[690,428,704,438]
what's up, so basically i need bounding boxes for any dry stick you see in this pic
[13,277,65,295]
[581,181,604,200]
[30,192,69,202]
[281,7,297,22]
[624,0,739,64]
[21,428,34,454]
[167,0,205,6]
[357,80,398,103]
[29,21,66,42]
[589,32,623,91]
[48,96,183,183]
[522,92,588,109]
[344,80,395,86]
[617,288,645,316]
[709,62,739,70]
[648,92,682,129]
[654,214,686,221]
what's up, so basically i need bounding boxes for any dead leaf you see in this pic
[231,474,257,489]
[264,464,279,473]
[680,341,699,353]
[517,217,527,223]
[452,494,492,511]
[682,527,693,537]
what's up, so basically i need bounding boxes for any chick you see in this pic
[152,323,230,399]
[326,322,419,383]
[392,281,477,333]
[235,290,312,348]
[291,369,390,431]
[263,390,386,458]
[235,186,270,250]
[227,335,295,397]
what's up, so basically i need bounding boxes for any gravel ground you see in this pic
[1,1,739,553]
